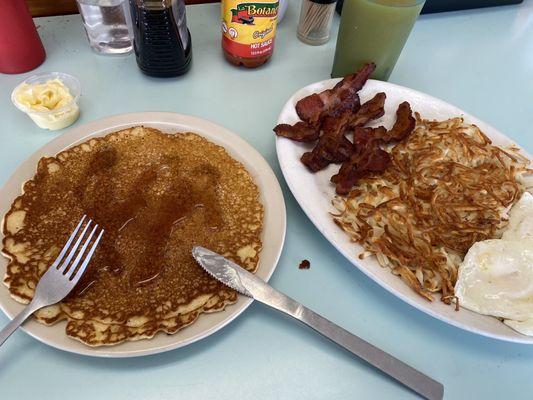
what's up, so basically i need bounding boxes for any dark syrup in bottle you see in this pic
[129,0,192,77]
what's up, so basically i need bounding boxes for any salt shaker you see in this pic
[297,0,337,45]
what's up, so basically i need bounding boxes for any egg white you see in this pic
[455,192,533,336]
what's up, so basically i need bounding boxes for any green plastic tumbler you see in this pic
[331,0,425,80]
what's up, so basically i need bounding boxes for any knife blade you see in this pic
[192,246,444,400]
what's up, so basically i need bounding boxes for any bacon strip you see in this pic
[386,101,416,141]
[272,63,417,194]
[295,63,376,124]
[349,92,386,128]
[274,121,319,142]
[298,92,388,174]
[301,132,353,172]
[331,102,416,194]
[359,102,416,143]
[301,111,354,172]
[331,134,390,195]
[353,126,387,143]
[301,151,330,172]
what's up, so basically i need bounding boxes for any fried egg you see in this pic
[455,192,533,336]
[502,191,533,241]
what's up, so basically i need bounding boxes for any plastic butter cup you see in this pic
[11,72,81,131]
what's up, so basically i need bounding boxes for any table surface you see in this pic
[1,2,533,399]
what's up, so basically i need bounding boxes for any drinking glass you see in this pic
[331,0,425,80]
[76,0,133,54]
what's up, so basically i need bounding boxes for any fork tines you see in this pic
[51,215,104,281]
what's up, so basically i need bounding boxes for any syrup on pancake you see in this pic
[2,127,263,346]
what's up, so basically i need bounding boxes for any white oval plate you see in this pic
[0,112,286,357]
[276,79,533,344]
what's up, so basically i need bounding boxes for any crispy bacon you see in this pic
[331,137,391,195]
[301,111,355,172]
[273,121,319,142]
[331,103,416,194]
[295,63,375,124]
[387,101,416,141]
[301,151,330,172]
[294,93,323,125]
[351,102,415,144]
[321,110,352,136]
[352,126,387,143]
[272,63,417,195]
[349,92,386,128]
[300,94,386,173]
[317,134,353,163]
[301,132,353,172]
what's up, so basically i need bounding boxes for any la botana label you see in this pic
[222,0,279,59]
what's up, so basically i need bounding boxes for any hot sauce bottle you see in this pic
[221,0,279,68]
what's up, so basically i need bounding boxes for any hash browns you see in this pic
[332,115,532,303]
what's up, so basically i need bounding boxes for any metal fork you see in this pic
[0,215,104,347]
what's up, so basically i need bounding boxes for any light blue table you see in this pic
[1,2,532,399]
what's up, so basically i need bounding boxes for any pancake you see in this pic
[2,126,263,346]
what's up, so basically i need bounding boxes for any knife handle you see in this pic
[257,291,444,400]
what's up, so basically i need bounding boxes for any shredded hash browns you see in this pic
[332,115,533,303]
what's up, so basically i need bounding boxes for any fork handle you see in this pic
[0,302,38,347]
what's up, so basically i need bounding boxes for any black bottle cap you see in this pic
[309,0,337,4]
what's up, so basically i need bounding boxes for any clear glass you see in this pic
[76,0,133,54]
[297,0,336,46]
[332,0,425,80]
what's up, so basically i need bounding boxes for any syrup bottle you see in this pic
[129,0,192,77]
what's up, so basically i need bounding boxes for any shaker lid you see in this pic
[308,0,337,4]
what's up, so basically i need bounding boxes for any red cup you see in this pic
[0,0,46,74]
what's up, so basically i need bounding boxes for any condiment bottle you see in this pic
[0,0,46,74]
[129,0,192,77]
[297,0,336,46]
[221,0,279,68]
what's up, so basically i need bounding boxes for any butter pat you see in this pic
[12,72,81,131]
[15,78,73,111]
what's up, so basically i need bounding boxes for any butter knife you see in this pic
[192,246,444,400]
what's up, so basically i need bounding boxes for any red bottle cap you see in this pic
[0,0,46,74]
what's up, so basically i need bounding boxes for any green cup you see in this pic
[331,0,425,81]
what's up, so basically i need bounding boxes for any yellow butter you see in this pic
[13,78,79,130]
[15,78,73,111]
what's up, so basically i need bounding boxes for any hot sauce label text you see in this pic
[222,0,279,59]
